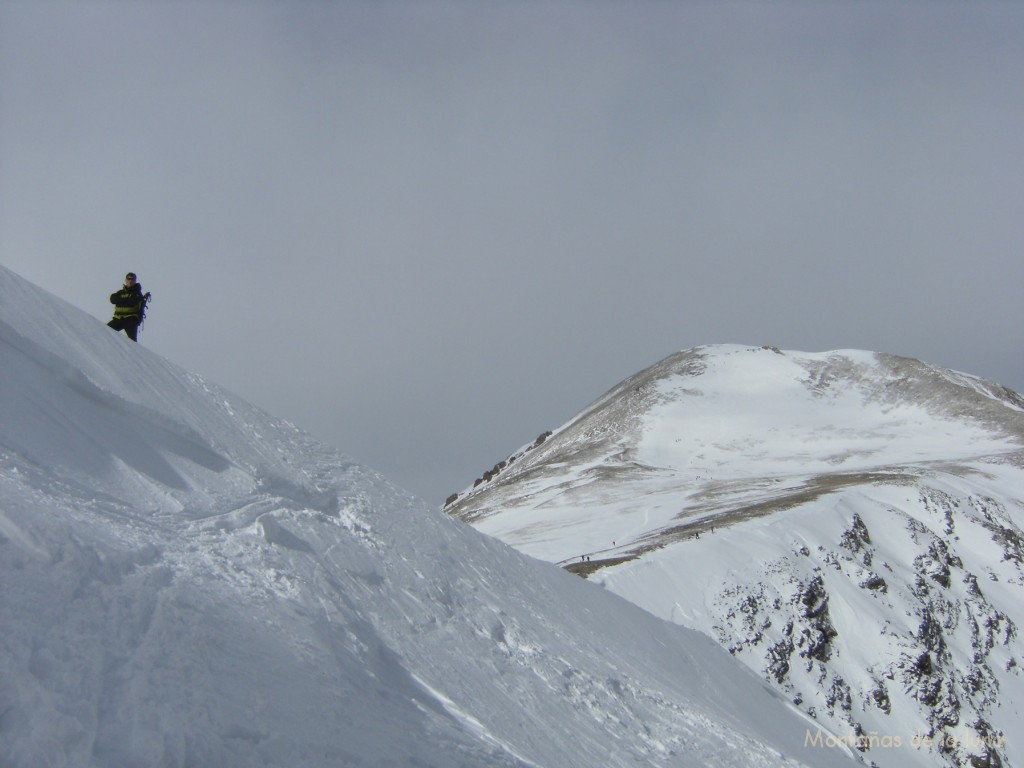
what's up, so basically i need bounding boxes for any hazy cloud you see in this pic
[3,1,1022,503]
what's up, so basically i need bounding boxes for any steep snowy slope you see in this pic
[0,267,853,768]
[448,345,1024,768]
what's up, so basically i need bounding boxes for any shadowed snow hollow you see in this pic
[0,267,854,767]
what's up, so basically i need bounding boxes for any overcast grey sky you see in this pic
[3,1,1022,505]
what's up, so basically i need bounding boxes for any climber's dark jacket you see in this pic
[110,284,144,319]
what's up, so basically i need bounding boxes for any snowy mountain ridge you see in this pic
[447,344,1024,768]
[0,265,857,767]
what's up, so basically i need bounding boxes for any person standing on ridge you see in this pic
[107,272,150,342]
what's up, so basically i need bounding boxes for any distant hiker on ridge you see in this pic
[107,272,150,342]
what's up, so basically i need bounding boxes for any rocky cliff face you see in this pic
[707,489,1020,768]
[447,345,1024,768]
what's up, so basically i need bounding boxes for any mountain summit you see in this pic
[0,269,853,767]
[447,344,1024,768]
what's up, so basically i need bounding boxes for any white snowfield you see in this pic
[449,345,1024,768]
[0,264,855,768]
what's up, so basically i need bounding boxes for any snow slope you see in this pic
[0,266,853,767]
[448,345,1024,768]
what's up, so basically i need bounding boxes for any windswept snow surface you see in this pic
[0,265,853,767]
[449,345,1024,768]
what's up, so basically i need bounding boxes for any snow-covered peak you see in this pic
[448,344,1024,768]
[449,345,1024,559]
[0,266,852,767]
